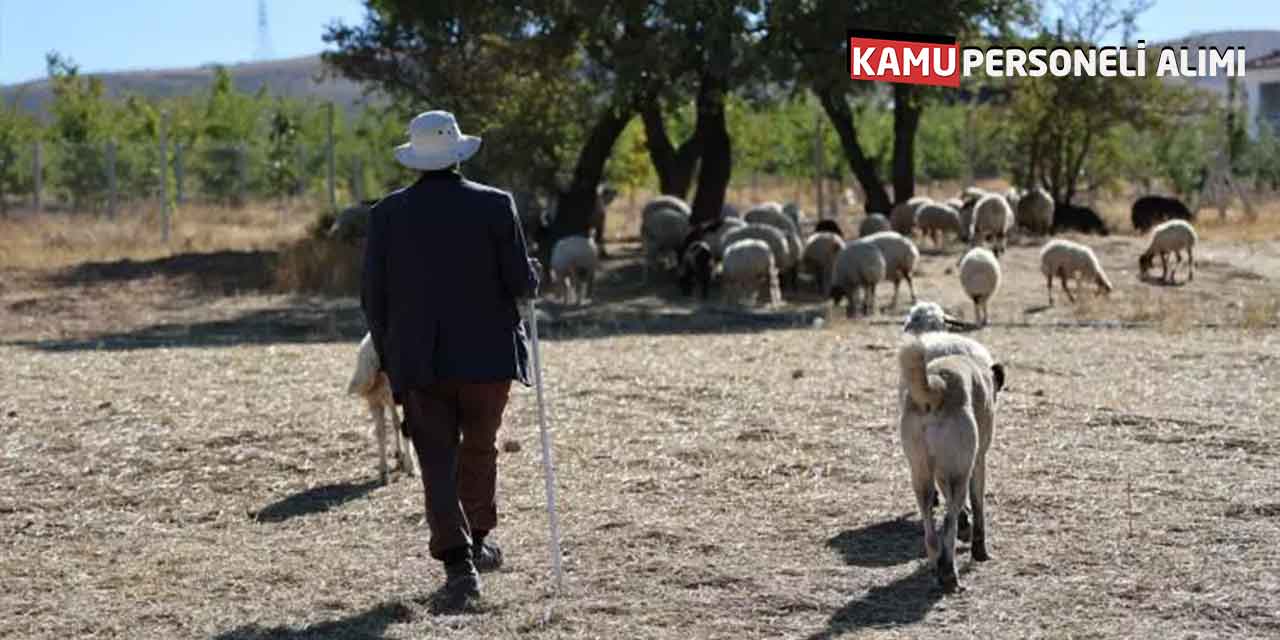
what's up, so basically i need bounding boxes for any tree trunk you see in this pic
[816,87,892,214]
[540,104,633,264]
[689,73,730,227]
[640,101,700,199]
[891,83,920,205]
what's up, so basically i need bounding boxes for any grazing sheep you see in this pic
[944,197,965,211]
[1139,219,1197,284]
[861,231,919,309]
[1131,195,1195,233]
[348,333,416,485]
[642,194,692,220]
[549,235,598,305]
[1052,203,1109,236]
[1015,188,1054,236]
[744,201,799,235]
[802,231,846,294]
[327,199,379,242]
[782,202,805,232]
[897,334,1000,592]
[641,202,692,282]
[916,202,966,248]
[1005,187,1024,210]
[721,239,780,307]
[890,196,931,236]
[829,239,885,317]
[970,194,1014,257]
[1039,238,1114,305]
[678,240,714,300]
[961,186,988,202]
[859,213,892,237]
[815,219,845,238]
[721,223,797,285]
[959,247,1002,327]
[709,216,749,260]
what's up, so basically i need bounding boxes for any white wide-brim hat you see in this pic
[393,110,482,171]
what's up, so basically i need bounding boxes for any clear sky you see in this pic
[0,0,366,85]
[1,0,1278,86]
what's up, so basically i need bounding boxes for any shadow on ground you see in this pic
[211,601,412,639]
[251,479,383,524]
[827,515,922,568]
[805,567,943,639]
[48,250,278,293]
[7,302,369,352]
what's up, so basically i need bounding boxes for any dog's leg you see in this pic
[969,455,990,562]
[391,402,415,476]
[370,399,389,485]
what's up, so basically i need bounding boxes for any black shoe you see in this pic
[432,559,481,613]
[472,540,504,573]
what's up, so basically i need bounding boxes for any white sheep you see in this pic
[829,238,885,317]
[721,223,797,279]
[744,201,798,235]
[859,213,892,237]
[782,202,804,232]
[959,247,1002,327]
[1014,187,1054,236]
[802,231,845,294]
[1139,219,1197,284]
[721,238,780,307]
[970,193,1014,257]
[641,194,691,219]
[1039,238,1114,305]
[709,216,748,260]
[897,333,998,592]
[348,333,416,485]
[861,231,919,310]
[549,235,599,305]
[641,202,692,282]
[890,196,931,236]
[915,202,966,248]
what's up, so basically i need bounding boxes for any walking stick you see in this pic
[527,297,564,593]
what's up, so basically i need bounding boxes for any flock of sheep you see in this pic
[341,182,1204,593]
[540,185,1201,328]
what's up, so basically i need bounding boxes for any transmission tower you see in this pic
[254,0,274,60]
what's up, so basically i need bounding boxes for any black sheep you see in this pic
[678,241,714,300]
[1131,195,1194,233]
[1052,203,1110,236]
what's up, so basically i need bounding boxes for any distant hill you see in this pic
[0,54,377,117]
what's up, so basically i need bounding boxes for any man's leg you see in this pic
[402,384,480,606]
[456,381,513,570]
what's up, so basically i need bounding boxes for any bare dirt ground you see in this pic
[2,228,1279,639]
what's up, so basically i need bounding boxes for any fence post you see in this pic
[106,141,117,219]
[326,101,336,209]
[33,141,42,213]
[174,143,185,205]
[160,113,171,243]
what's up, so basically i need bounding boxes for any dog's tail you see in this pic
[899,336,944,411]
[348,333,381,396]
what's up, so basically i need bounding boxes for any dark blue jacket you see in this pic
[361,170,539,398]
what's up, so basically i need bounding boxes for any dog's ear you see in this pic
[991,363,1006,394]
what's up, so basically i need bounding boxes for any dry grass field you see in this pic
[2,192,1279,638]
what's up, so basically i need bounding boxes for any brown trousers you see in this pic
[401,380,512,561]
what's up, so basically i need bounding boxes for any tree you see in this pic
[199,66,264,206]
[1007,0,1197,205]
[45,53,112,211]
[766,0,1033,211]
[0,97,38,215]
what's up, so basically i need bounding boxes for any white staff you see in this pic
[527,298,564,592]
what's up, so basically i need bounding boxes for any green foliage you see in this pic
[45,53,112,209]
[0,98,38,212]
